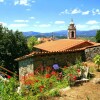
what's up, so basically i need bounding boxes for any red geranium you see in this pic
[77,69,81,72]
[64,66,68,68]
[51,71,56,76]
[25,79,34,85]
[35,80,39,82]
[39,85,44,92]
[73,76,77,80]
[7,75,11,79]
[69,74,73,76]
[45,66,51,71]
[45,74,51,78]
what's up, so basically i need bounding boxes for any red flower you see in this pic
[45,66,51,71]
[51,71,56,76]
[7,75,11,79]
[39,85,44,92]
[77,69,81,72]
[73,76,77,80]
[45,74,51,78]
[35,80,39,82]
[28,73,34,77]
[57,77,60,80]
[64,66,68,68]
[25,80,34,85]
[69,74,72,76]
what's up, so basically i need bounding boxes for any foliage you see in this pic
[0,25,29,72]
[27,36,39,51]
[95,30,100,43]
[0,61,92,99]
[78,36,96,42]
[0,77,24,100]
[93,54,100,70]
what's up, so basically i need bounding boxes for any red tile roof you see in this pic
[15,39,100,61]
[34,39,94,52]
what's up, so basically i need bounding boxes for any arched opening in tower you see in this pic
[71,31,74,38]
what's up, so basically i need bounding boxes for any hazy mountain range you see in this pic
[23,30,98,37]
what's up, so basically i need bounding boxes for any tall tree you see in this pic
[95,30,100,43]
[27,36,39,51]
[0,25,29,73]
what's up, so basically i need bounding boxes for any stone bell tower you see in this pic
[68,19,76,39]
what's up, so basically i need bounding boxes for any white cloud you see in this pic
[0,22,7,26]
[76,23,100,30]
[92,9,100,15]
[55,21,65,24]
[0,0,4,2]
[9,24,28,27]
[32,0,35,3]
[86,20,99,25]
[14,0,30,6]
[38,24,51,28]
[33,25,38,27]
[26,8,31,11]
[29,17,35,19]
[14,20,29,23]
[71,8,81,14]
[59,9,69,15]
[76,24,87,29]
[89,25,100,30]
[59,8,91,15]
[82,11,90,15]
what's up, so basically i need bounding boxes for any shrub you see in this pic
[93,54,100,70]
[0,77,24,100]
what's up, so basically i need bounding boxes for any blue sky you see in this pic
[0,0,100,33]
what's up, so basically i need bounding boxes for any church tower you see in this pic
[68,19,76,39]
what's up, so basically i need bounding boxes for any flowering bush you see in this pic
[0,62,87,99]
[19,63,84,99]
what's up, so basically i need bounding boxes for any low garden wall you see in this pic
[85,45,100,61]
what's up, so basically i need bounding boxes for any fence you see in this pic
[0,66,18,77]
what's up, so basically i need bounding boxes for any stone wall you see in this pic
[18,50,85,81]
[85,46,100,61]
[18,58,34,81]
[33,51,84,68]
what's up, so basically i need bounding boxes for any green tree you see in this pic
[0,25,29,73]
[27,36,39,51]
[95,30,100,43]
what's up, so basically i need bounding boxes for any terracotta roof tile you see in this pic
[34,39,94,52]
[15,39,100,61]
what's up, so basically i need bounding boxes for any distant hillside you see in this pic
[23,30,97,37]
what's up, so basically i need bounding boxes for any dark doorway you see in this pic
[71,31,74,38]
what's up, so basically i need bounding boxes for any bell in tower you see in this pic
[68,19,76,39]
